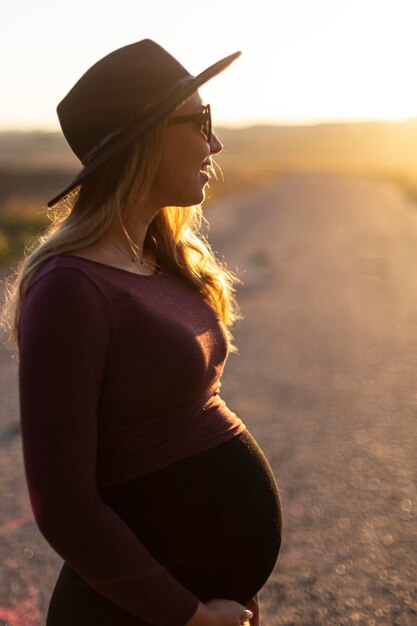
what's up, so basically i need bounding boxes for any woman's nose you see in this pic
[209,132,223,155]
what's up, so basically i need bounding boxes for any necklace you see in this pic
[109,240,157,271]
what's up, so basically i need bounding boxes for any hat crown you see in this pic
[57,39,191,161]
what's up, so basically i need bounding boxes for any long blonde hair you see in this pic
[0,118,244,353]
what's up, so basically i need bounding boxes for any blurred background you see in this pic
[2,0,417,260]
[1,1,417,625]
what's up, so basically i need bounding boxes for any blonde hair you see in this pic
[0,118,243,353]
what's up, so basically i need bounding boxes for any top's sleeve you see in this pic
[17,267,200,626]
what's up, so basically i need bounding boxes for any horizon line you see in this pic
[1,115,417,134]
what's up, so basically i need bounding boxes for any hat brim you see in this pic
[47,50,241,207]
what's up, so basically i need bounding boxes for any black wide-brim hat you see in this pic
[47,39,241,207]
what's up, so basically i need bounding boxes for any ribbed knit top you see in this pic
[17,254,246,626]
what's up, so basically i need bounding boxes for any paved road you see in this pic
[207,173,417,626]
[1,173,417,625]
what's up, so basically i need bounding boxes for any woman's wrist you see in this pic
[184,601,214,626]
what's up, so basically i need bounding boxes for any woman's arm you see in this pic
[18,267,200,626]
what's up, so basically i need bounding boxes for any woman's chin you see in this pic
[182,185,207,206]
[162,180,208,207]
[198,174,210,203]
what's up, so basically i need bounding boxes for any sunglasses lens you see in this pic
[204,106,211,141]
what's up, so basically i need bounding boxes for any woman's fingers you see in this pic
[245,593,260,626]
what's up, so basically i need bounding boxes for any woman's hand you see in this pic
[244,593,260,626]
[185,598,254,626]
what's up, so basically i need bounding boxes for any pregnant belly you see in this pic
[100,428,282,605]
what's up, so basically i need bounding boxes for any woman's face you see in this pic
[149,92,223,207]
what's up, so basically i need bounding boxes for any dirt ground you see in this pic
[1,172,417,625]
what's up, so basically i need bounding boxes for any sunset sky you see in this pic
[2,0,417,130]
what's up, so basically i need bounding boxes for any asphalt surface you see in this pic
[1,173,417,625]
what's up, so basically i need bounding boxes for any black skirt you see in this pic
[46,428,282,625]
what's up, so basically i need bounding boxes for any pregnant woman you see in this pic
[3,40,282,625]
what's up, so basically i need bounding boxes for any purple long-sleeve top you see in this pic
[17,254,246,626]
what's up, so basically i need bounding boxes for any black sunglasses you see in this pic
[170,104,212,142]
